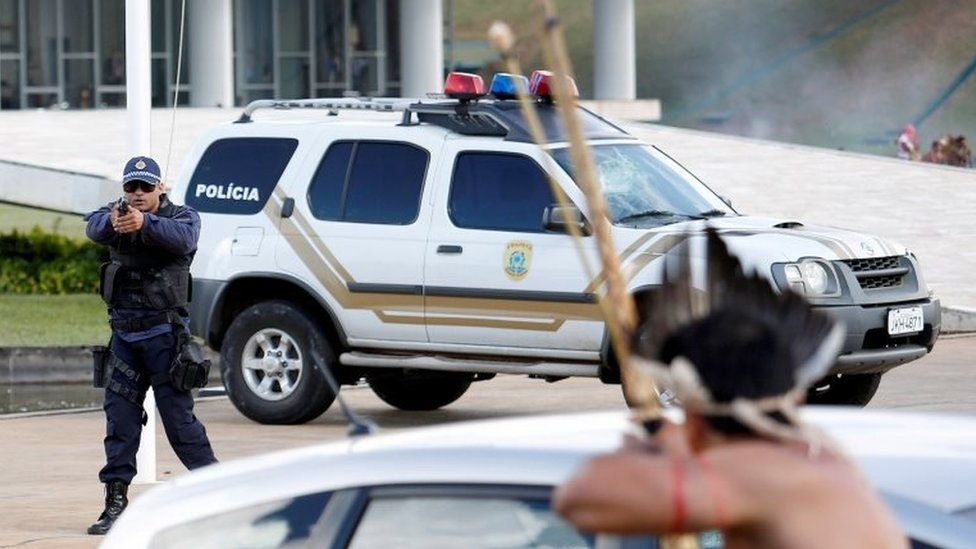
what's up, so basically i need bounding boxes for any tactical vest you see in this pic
[99,197,193,312]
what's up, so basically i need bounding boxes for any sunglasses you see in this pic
[123,180,158,193]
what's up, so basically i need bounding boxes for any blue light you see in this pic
[489,73,529,100]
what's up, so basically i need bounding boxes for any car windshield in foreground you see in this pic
[551,144,734,227]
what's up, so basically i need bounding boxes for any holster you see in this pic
[92,345,109,388]
[93,344,144,404]
[169,339,211,392]
[99,262,121,305]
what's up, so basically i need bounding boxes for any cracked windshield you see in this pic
[552,144,734,226]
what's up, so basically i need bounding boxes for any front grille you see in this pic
[860,274,904,289]
[863,325,932,349]
[841,256,907,290]
[843,256,900,272]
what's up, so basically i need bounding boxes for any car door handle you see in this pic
[437,245,463,254]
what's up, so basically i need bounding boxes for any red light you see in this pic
[529,70,579,101]
[443,72,487,100]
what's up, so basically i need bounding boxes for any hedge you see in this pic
[0,228,107,294]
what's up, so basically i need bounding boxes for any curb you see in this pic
[942,306,976,334]
[1,346,94,384]
[1,346,222,385]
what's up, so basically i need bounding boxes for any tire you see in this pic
[367,369,472,411]
[221,300,337,424]
[806,373,882,407]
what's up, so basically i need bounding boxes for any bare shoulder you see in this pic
[703,441,907,547]
[703,441,859,498]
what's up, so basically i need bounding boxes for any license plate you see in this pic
[887,306,924,336]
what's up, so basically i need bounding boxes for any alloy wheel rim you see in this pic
[241,328,304,401]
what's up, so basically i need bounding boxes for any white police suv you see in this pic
[172,72,940,424]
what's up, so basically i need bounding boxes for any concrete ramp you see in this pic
[626,123,976,310]
[0,161,116,215]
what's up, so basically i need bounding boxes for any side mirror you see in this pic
[719,195,733,209]
[543,204,590,235]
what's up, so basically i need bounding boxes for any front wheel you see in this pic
[221,300,337,424]
[806,373,882,406]
[367,369,472,411]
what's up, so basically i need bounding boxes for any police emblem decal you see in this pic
[503,240,533,281]
[134,160,146,170]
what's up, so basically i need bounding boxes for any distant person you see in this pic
[554,230,907,548]
[1,79,14,109]
[921,136,949,164]
[84,157,217,535]
[948,135,972,168]
[103,50,124,85]
[896,123,920,160]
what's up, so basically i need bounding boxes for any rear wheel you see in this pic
[806,373,882,406]
[221,300,337,424]
[367,369,472,411]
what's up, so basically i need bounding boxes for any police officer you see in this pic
[84,156,217,535]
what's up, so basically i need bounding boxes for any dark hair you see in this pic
[658,308,797,435]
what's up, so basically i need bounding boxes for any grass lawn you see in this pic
[0,202,88,240]
[0,294,109,346]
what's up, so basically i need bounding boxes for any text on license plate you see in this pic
[887,306,924,336]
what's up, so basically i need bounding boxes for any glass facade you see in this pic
[0,0,190,110]
[234,0,400,104]
[0,0,405,110]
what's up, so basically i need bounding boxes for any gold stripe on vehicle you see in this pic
[585,232,687,292]
[381,311,567,331]
[265,189,602,331]
[425,296,601,321]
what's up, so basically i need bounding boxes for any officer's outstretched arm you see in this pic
[84,205,119,245]
[141,209,201,254]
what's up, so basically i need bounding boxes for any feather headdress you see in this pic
[632,227,845,453]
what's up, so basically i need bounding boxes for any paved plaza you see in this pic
[0,335,973,548]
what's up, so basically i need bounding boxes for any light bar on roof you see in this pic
[488,73,530,100]
[529,70,579,101]
[443,72,487,101]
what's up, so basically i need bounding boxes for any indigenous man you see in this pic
[554,230,907,549]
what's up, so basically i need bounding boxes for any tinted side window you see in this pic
[148,491,331,549]
[186,138,298,214]
[307,142,353,220]
[307,141,429,225]
[449,153,554,232]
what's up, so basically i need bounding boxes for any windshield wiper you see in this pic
[617,210,704,223]
[697,209,730,218]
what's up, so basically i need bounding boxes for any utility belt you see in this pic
[100,262,191,310]
[92,326,211,400]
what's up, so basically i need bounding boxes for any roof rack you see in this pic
[401,102,510,137]
[235,96,513,137]
[234,96,632,144]
[236,97,418,123]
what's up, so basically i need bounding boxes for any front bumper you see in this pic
[818,297,941,375]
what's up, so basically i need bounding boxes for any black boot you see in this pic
[87,480,128,535]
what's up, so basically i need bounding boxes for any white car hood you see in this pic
[619,215,907,287]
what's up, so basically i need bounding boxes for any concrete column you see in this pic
[399,0,443,98]
[594,0,636,100]
[189,0,234,107]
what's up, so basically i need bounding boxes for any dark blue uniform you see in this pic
[86,194,217,484]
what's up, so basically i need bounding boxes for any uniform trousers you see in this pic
[99,331,217,483]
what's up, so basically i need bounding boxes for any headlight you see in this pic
[782,259,839,296]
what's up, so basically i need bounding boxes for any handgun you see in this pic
[117,196,130,216]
